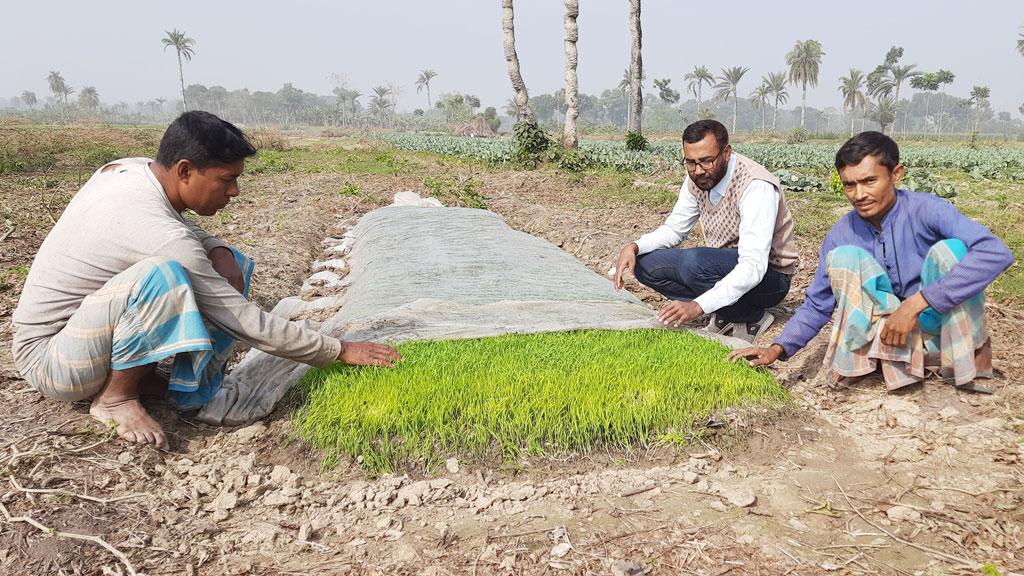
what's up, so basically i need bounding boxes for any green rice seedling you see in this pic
[293,329,787,473]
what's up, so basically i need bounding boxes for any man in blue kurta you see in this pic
[731,131,1014,392]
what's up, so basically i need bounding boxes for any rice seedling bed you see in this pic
[293,329,787,473]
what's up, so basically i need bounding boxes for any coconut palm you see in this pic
[684,66,714,119]
[764,71,788,132]
[78,86,100,117]
[969,86,991,133]
[502,0,532,120]
[867,95,896,134]
[503,98,520,121]
[889,63,920,133]
[21,90,37,109]
[561,0,579,149]
[47,71,69,122]
[627,0,643,136]
[415,69,438,109]
[750,82,770,132]
[713,66,749,134]
[162,29,196,111]
[785,39,825,127]
[370,86,393,127]
[839,69,866,135]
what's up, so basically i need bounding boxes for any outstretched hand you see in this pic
[727,344,784,368]
[658,300,704,327]
[613,243,639,290]
[339,341,401,367]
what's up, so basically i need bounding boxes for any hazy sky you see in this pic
[2,1,1022,114]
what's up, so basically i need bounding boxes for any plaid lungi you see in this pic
[24,250,254,410]
[823,239,988,390]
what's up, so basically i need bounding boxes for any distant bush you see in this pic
[554,146,592,172]
[785,127,810,144]
[248,127,290,152]
[625,131,648,151]
[513,118,551,156]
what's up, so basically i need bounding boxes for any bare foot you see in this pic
[90,396,168,450]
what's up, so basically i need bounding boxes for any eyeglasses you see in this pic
[683,149,724,172]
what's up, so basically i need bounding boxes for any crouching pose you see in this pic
[12,111,399,449]
[731,131,1014,392]
[614,120,798,343]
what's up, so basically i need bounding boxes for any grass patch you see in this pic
[585,171,678,211]
[293,329,787,473]
[0,123,160,175]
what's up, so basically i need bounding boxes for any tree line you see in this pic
[4,20,1023,139]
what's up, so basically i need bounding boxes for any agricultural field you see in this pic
[1,125,1024,575]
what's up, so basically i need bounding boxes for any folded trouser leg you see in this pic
[26,257,214,401]
[823,241,989,390]
[919,239,987,385]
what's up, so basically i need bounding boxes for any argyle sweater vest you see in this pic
[686,153,798,275]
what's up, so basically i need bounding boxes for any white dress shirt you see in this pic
[633,155,780,315]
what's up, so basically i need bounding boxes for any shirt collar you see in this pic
[853,188,903,234]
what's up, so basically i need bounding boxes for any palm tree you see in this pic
[618,68,631,96]
[415,69,438,109]
[764,71,788,132]
[750,82,770,132]
[839,69,866,135]
[561,0,579,149]
[869,95,897,134]
[78,86,100,117]
[47,71,68,122]
[502,0,532,120]
[21,90,37,109]
[889,63,920,133]
[684,66,715,119]
[969,86,991,133]
[713,66,749,134]
[503,98,520,121]
[370,86,393,127]
[627,0,643,137]
[785,39,825,128]
[162,29,196,111]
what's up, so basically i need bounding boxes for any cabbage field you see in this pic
[383,133,1024,181]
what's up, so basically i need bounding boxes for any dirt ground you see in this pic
[1,147,1022,576]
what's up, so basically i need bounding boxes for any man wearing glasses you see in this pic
[613,120,797,343]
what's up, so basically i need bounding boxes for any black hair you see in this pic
[835,131,900,172]
[682,120,729,148]
[156,111,257,169]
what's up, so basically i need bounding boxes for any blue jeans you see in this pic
[634,247,790,324]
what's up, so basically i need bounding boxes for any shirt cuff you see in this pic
[693,292,721,315]
[312,336,343,367]
[633,236,657,256]
[771,339,797,360]
[919,284,953,315]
